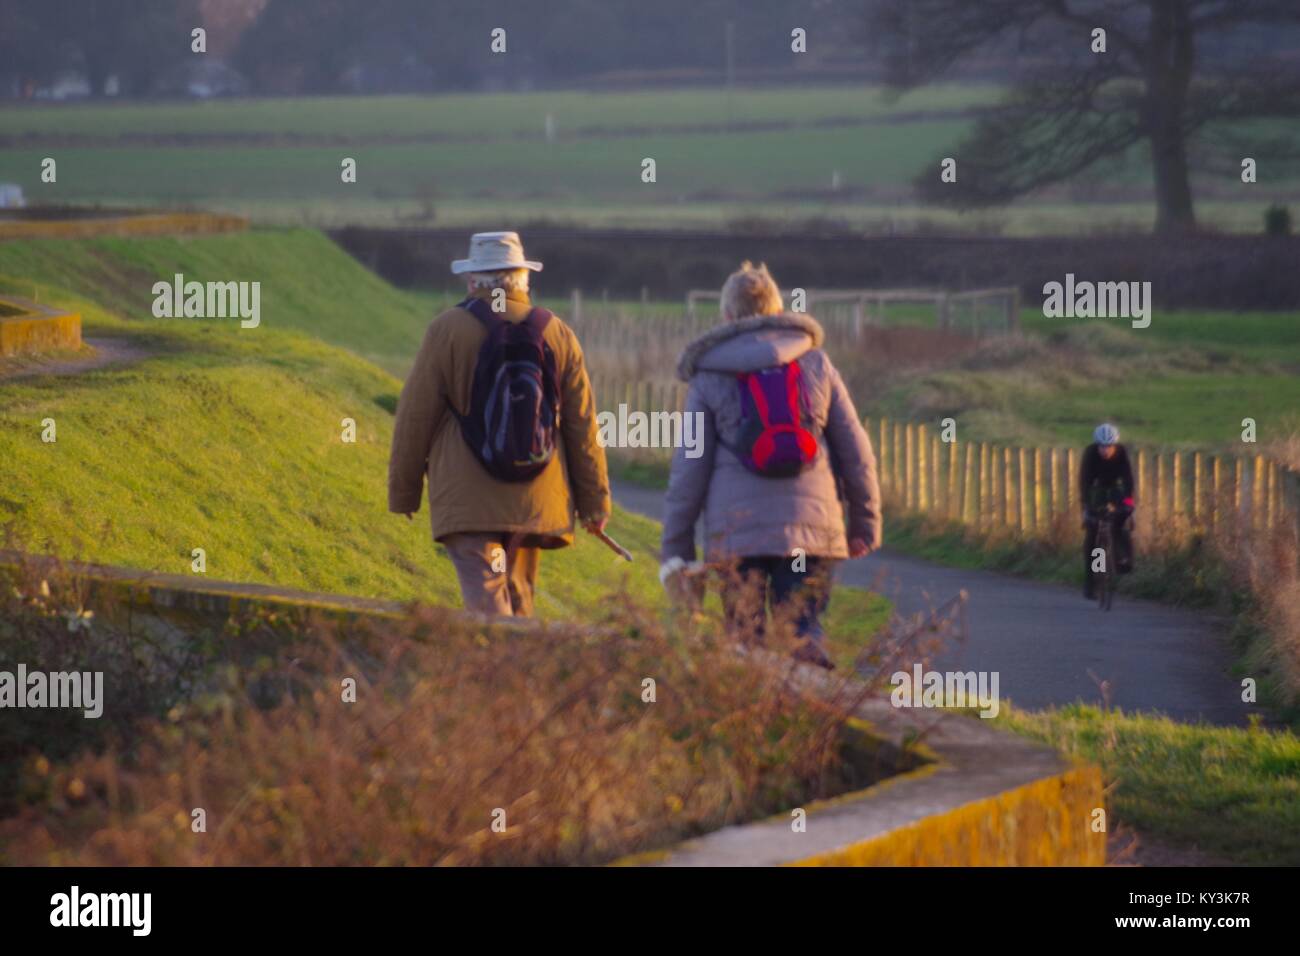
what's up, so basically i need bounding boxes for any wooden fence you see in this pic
[867,417,1300,538]
[590,375,688,422]
[686,286,1021,337]
[567,285,1021,363]
[586,373,1300,539]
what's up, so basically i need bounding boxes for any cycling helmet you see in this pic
[1094,423,1120,446]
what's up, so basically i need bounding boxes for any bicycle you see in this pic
[1094,503,1117,611]
[1086,500,1131,612]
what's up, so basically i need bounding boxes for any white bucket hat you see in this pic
[450,231,543,275]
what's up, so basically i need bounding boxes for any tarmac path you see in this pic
[612,479,1249,726]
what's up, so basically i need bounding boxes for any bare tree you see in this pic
[872,0,1300,234]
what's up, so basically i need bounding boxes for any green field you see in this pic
[865,316,1300,453]
[0,85,1004,139]
[0,230,889,659]
[2,84,1294,233]
[585,299,1300,454]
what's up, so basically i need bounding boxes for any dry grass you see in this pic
[1216,508,1300,707]
[0,559,908,866]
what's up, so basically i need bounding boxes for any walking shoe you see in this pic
[793,639,835,670]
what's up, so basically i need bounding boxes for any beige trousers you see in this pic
[441,532,541,617]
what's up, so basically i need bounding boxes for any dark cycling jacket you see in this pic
[1078,442,1135,510]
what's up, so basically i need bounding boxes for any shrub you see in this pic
[0,571,898,865]
[1265,205,1292,237]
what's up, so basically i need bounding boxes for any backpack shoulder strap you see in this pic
[712,372,755,464]
[458,296,500,326]
[461,298,556,335]
[741,361,802,429]
[524,306,554,332]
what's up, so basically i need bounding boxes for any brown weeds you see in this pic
[0,567,899,865]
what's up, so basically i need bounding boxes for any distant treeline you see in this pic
[5,0,1298,99]
[0,0,872,99]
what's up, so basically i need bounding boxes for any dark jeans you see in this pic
[1084,509,1133,581]
[722,556,831,643]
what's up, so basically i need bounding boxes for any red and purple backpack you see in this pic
[454,297,560,483]
[728,360,819,478]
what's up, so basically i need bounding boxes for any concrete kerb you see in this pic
[0,550,552,639]
[0,296,81,356]
[633,662,1105,867]
[0,549,409,623]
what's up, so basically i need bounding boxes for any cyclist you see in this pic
[1079,423,1135,599]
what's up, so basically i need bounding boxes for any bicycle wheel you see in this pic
[1099,539,1115,611]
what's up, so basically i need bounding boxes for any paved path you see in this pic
[0,336,151,381]
[613,480,1250,726]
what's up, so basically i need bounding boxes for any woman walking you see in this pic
[660,262,882,668]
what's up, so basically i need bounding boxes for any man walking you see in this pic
[388,231,610,616]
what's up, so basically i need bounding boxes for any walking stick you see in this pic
[594,528,633,562]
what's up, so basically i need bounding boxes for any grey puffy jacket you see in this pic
[660,312,882,563]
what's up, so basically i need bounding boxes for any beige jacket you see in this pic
[387,288,610,547]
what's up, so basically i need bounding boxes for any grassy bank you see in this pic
[0,229,430,374]
[1000,703,1300,865]
[0,232,889,650]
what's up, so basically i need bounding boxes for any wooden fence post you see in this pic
[931,433,942,515]
[992,443,1002,527]
[1034,448,1044,532]
[1206,457,1216,538]
[1017,447,1029,533]
[1253,456,1266,532]
[1173,452,1184,521]
[962,442,974,524]
[979,443,989,529]
[1003,447,1014,528]
[1290,467,1300,544]
[1133,449,1144,517]
[904,424,915,510]
[1159,455,1170,522]
[1049,448,1060,520]
[917,425,929,512]
[948,437,960,520]
[1067,448,1079,515]
[878,418,889,494]
[893,422,903,501]
[991,447,1001,526]
[1267,460,1277,531]
[1192,452,1203,525]
[1234,458,1244,524]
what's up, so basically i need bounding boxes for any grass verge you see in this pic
[999,702,1300,865]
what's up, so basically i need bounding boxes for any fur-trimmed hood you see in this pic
[675,312,825,382]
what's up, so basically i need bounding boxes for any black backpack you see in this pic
[454,296,560,483]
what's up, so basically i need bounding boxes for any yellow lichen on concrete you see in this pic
[0,302,81,356]
[789,766,1106,866]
